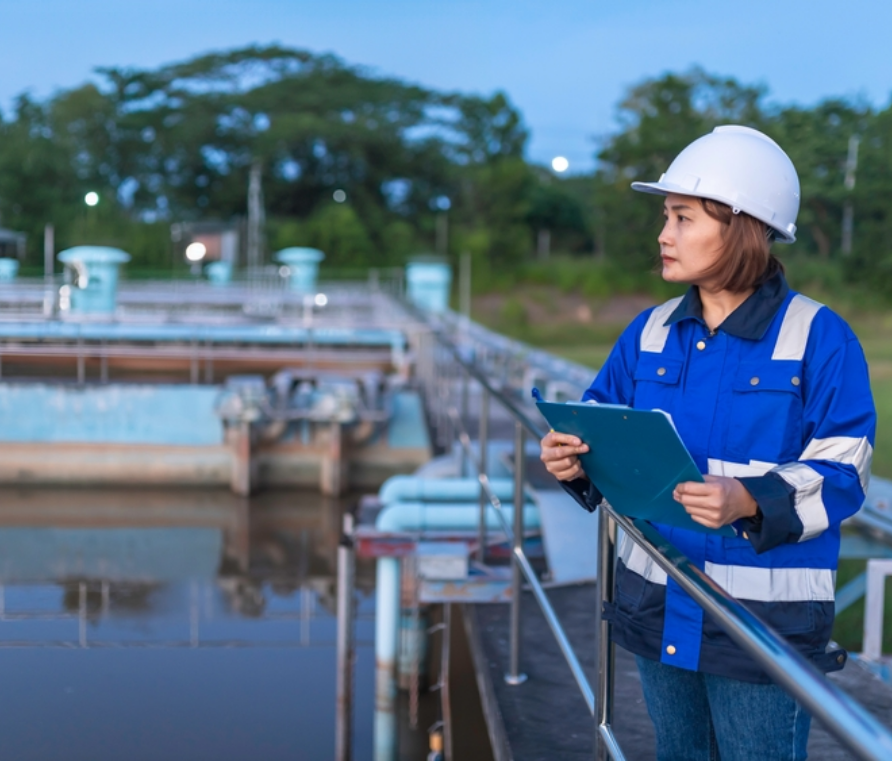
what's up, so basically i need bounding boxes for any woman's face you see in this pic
[658,193,726,288]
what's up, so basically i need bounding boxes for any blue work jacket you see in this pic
[564,272,876,683]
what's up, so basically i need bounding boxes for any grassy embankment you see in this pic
[472,256,892,652]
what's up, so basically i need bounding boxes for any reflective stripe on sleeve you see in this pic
[619,537,835,602]
[771,462,828,540]
[771,294,824,361]
[639,296,684,354]
[707,459,777,477]
[800,436,873,493]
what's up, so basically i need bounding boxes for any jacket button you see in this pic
[791,376,800,386]
[750,377,760,386]
[696,340,706,350]
[657,367,666,376]
[666,645,676,655]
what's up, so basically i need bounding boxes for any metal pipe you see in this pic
[460,369,469,477]
[505,420,528,686]
[336,513,355,761]
[374,556,399,761]
[442,603,454,761]
[597,724,627,761]
[614,512,892,761]
[477,388,489,563]
[595,508,618,760]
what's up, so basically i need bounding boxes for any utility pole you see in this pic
[247,159,265,270]
[43,224,54,281]
[459,251,471,330]
[841,135,860,257]
[436,211,448,258]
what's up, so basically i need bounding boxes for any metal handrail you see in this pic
[447,405,594,711]
[421,318,892,761]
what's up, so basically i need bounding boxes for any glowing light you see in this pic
[84,191,100,206]
[314,293,328,307]
[185,242,207,262]
[551,156,569,173]
[333,189,347,203]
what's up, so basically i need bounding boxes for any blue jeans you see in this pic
[635,655,811,761]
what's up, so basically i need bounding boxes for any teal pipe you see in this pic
[373,497,539,759]
[375,501,539,533]
[378,476,515,505]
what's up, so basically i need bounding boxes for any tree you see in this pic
[595,68,768,268]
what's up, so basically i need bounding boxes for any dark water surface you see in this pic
[0,488,375,761]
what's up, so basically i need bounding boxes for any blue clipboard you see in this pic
[535,391,734,537]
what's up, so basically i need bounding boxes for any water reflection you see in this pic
[0,488,375,761]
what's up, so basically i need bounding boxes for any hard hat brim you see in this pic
[630,180,796,244]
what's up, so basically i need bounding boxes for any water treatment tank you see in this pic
[275,247,325,293]
[57,246,130,314]
[0,258,19,281]
[406,257,451,313]
[205,260,233,285]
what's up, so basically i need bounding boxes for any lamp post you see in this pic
[434,195,451,257]
[841,135,860,257]
[83,191,99,240]
[185,242,207,276]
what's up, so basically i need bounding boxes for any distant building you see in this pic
[0,228,27,260]
[170,221,240,267]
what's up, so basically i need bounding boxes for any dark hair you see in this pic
[698,199,784,293]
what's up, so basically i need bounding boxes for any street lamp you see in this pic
[185,242,207,262]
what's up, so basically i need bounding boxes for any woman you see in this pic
[540,125,876,761]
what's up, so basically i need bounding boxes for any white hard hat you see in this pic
[631,125,800,243]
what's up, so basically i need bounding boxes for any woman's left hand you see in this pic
[673,475,758,529]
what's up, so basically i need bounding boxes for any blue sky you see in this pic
[1,0,891,172]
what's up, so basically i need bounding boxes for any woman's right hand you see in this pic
[539,431,590,482]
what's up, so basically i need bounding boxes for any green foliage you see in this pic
[302,203,374,267]
[0,45,542,272]
[499,296,528,328]
[2,51,892,294]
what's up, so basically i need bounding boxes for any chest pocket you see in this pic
[726,361,803,463]
[632,354,683,411]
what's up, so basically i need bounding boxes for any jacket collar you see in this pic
[665,270,790,340]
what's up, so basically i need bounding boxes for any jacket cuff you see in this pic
[737,473,802,553]
[560,478,603,513]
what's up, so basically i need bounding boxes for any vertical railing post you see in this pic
[505,420,528,685]
[460,367,469,477]
[594,508,618,759]
[336,513,356,761]
[477,387,489,563]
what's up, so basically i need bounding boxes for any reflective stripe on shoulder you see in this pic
[620,538,835,602]
[639,296,684,354]
[801,436,873,493]
[772,294,824,361]
[771,462,828,540]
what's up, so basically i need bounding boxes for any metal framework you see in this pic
[418,316,892,761]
